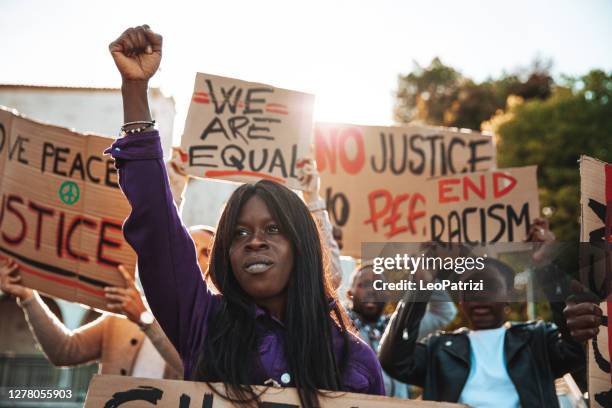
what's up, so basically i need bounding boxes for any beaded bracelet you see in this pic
[120,120,155,136]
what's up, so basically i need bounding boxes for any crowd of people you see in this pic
[0,24,606,408]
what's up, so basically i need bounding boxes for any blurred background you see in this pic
[0,0,610,406]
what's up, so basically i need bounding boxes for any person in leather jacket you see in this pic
[378,219,601,408]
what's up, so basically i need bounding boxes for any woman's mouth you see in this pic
[244,259,274,274]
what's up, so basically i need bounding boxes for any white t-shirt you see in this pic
[458,327,520,408]
[131,336,166,379]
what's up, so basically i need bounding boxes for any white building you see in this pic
[0,84,175,155]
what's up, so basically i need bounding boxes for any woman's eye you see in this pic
[266,224,280,234]
[235,228,249,237]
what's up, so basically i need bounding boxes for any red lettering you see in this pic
[438,178,461,203]
[1,195,27,246]
[493,172,517,198]
[383,194,409,238]
[408,193,426,234]
[314,127,338,174]
[65,216,97,261]
[97,220,123,268]
[463,174,486,200]
[364,190,392,232]
[338,128,365,175]
[28,201,54,250]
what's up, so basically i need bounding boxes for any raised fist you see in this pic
[109,25,162,81]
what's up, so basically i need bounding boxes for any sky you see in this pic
[1,0,611,143]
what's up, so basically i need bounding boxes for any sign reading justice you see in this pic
[0,107,135,310]
[314,123,539,256]
[181,73,315,190]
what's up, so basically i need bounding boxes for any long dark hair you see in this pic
[193,180,353,407]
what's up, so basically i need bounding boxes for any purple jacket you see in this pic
[106,130,385,395]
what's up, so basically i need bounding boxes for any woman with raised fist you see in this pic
[107,25,384,407]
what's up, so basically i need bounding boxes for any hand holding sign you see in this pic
[104,265,147,324]
[0,257,34,301]
[109,25,162,81]
[296,158,321,203]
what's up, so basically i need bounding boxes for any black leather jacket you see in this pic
[378,297,585,407]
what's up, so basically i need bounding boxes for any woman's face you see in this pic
[229,195,294,307]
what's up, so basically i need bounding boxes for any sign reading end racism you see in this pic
[181,73,315,190]
[0,107,135,311]
[84,375,468,407]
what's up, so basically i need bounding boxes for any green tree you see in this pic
[395,57,554,130]
[494,70,612,242]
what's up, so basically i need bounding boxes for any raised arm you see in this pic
[298,158,343,289]
[106,26,215,369]
[378,291,429,386]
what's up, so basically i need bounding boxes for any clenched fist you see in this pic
[109,25,162,81]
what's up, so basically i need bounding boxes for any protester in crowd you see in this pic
[106,24,384,406]
[378,219,601,407]
[346,261,457,398]
[0,258,183,379]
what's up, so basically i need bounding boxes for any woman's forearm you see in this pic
[122,80,152,125]
[19,293,103,366]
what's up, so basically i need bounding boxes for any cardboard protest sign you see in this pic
[0,107,135,311]
[181,73,315,190]
[84,374,468,407]
[580,155,612,407]
[314,123,539,256]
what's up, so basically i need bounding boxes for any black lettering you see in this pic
[507,203,530,242]
[86,156,102,183]
[9,135,29,165]
[467,139,492,172]
[227,116,249,143]
[268,149,288,178]
[479,207,487,242]
[189,145,218,168]
[426,135,443,177]
[430,215,444,242]
[247,123,273,141]
[103,386,163,408]
[202,393,214,408]
[488,204,506,242]
[178,393,191,408]
[371,132,387,173]
[448,211,461,242]
[461,207,478,244]
[221,145,245,170]
[289,144,298,178]
[408,134,425,175]
[105,160,119,188]
[53,147,69,177]
[448,137,465,173]
[206,79,242,114]
[248,149,268,172]
[325,188,349,226]
[440,140,447,176]
[243,87,273,114]
[57,213,65,258]
[389,133,407,175]
[201,117,230,141]
[41,142,55,173]
[69,153,85,180]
